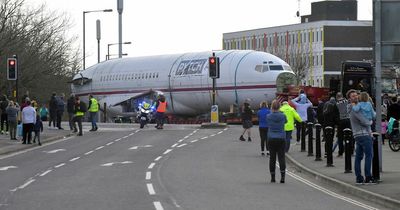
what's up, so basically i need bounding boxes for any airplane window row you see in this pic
[99,72,159,82]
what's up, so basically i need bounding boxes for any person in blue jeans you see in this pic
[257,101,270,156]
[348,90,375,185]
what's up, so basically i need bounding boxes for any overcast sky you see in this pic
[26,0,372,69]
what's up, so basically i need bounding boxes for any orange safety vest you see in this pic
[156,101,167,113]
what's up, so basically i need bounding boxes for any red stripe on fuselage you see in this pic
[75,84,276,97]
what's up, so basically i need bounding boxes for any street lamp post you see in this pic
[107,42,131,60]
[83,9,112,70]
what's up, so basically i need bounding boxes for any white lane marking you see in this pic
[210,134,216,137]
[163,149,172,155]
[101,163,115,167]
[183,136,189,139]
[146,171,152,180]
[217,131,223,134]
[154,156,162,161]
[178,139,184,143]
[130,145,153,150]
[223,128,228,130]
[144,145,152,148]
[188,133,193,136]
[135,130,140,133]
[115,138,122,142]
[101,161,133,167]
[153,201,164,210]
[148,163,156,169]
[201,137,208,139]
[69,157,80,162]
[129,146,138,150]
[0,166,17,171]
[121,161,133,164]
[171,143,178,148]
[84,151,94,155]
[277,163,379,210]
[39,170,52,177]
[95,146,104,150]
[122,136,128,139]
[147,183,156,195]
[191,140,198,143]
[12,179,36,191]
[106,142,114,146]
[44,149,66,154]
[55,163,65,168]
[177,143,187,148]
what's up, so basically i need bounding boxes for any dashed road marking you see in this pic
[11,179,36,191]
[201,137,208,139]
[154,156,162,161]
[178,139,184,143]
[163,149,172,155]
[146,171,152,180]
[0,166,17,171]
[224,128,228,131]
[183,136,189,139]
[39,170,52,177]
[69,157,80,162]
[217,131,223,134]
[84,151,94,155]
[153,201,164,210]
[115,138,122,142]
[171,143,178,148]
[147,183,156,195]
[148,163,156,169]
[177,143,187,148]
[95,146,104,150]
[129,146,139,150]
[106,142,114,146]
[191,140,198,143]
[55,163,65,168]
[210,134,216,137]
[122,136,128,139]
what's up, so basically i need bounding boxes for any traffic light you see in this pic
[209,56,220,78]
[7,58,17,80]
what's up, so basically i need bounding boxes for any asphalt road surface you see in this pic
[0,124,388,210]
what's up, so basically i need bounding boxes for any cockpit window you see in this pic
[255,65,269,73]
[269,65,284,70]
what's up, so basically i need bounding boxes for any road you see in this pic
[0,124,388,210]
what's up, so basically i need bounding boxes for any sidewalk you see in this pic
[0,124,72,157]
[286,138,400,209]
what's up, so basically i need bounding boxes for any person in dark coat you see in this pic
[387,97,400,120]
[67,94,75,131]
[239,100,254,142]
[0,95,10,134]
[316,99,325,125]
[33,114,43,146]
[48,93,58,128]
[56,94,65,129]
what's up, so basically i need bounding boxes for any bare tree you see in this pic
[0,0,80,103]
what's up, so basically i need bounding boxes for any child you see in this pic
[33,114,43,146]
[352,92,376,122]
[381,115,388,145]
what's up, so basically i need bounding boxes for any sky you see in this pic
[25,0,372,69]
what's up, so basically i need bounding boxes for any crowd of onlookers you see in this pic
[0,92,99,146]
[239,89,391,185]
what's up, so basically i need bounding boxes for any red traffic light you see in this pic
[209,57,215,64]
[9,60,15,66]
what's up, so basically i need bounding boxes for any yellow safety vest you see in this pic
[76,111,85,116]
[89,98,99,112]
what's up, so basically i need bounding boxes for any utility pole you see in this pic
[117,0,123,58]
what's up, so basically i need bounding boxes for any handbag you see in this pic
[17,123,23,137]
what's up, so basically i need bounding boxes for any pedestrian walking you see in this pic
[33,114,43,146]
[39,104,49,121]
[73,96,87,136]
[67,94,75,131]
[266,100,287,183]
[323,97,339,156]
[347,89,376,185]
[0,95,9,134]
[335,92,351,157]
[279,101,302,152]
[6,101,19,140]
[56,94,65,129]
[88,94,99,131]
[239,100,253,141]
[21,100,36,144]
[155,95,167,129]
[48,93,58,128]
[257,101,270,156]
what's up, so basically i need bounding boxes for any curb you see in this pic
[286,153,400,209]
[0,133,74,157]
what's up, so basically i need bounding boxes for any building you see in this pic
[222,0,373,90]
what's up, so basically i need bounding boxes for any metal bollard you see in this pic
[325,126,334,167]
[372,132,380,181]
[315,123,322,161]
[301,122,306,152]
[307,122,314,156]
[343,128,352,173]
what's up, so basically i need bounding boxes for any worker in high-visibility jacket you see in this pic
[155,95,167,129]
[73,96,87,136]
[88,94,99,131]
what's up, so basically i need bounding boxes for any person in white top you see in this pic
[22,100,36,144]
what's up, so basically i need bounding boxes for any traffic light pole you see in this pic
[212,78,216,105]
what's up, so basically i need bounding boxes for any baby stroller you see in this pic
[387,117,400,152]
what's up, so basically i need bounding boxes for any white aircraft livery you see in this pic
[71,50,296,116]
